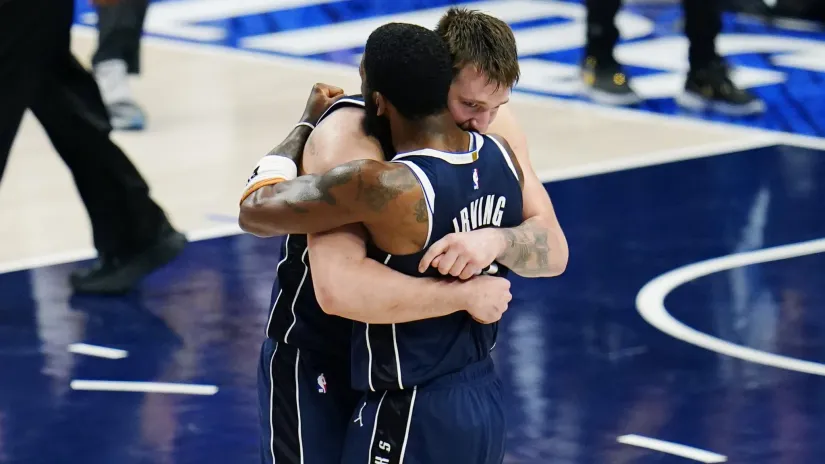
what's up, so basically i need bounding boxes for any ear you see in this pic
[374,92,387,117]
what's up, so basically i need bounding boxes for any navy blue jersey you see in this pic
[266,95,369,359]
[351,131,524,392]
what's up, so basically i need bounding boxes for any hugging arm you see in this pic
[239,157,422,237]
[420,106,569,279]
[491,105,568,277]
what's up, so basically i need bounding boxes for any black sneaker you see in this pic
[70,227,188,295]
[676,59,766,116]
[581,55,642,106]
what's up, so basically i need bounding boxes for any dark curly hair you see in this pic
[363,22,453,120]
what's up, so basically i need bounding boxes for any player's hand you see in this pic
[418,229,505,280]
[461,276,512,324]
[300,83,345,127]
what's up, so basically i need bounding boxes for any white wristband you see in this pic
[241,155,298,202]
[295,121,315,131]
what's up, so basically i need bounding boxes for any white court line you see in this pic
[636,237,825,376]
[68,343,128,359]
[0,223,240,275]
[514,90,825,153]
[70,380,219,395]
[537,134,777,182]
[617,434,727,463]
[0,138,781,274]
[0,132,770,275]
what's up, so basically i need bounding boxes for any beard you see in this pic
[362,94,395,159]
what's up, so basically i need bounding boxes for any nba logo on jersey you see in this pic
[317,374,327,393]
[472,168,479,190]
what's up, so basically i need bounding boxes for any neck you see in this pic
[390,111,470,154]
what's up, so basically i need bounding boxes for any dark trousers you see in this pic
[0,0,167,257]
[585,0,722,70]
[92,0,150,74]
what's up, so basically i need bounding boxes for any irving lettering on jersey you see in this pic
[452,194,507,233]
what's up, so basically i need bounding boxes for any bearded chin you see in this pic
[362,98,394,158]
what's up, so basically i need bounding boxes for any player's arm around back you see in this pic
[238,82,349,236]
[487,104,568,277]
[238,110,419,237]
[301,110,511,325]
[418,118,568,280]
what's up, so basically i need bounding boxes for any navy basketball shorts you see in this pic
[341,357,506,464]
[258,338,361,464]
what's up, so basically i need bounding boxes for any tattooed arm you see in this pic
[483,135,555,277]
[241,107,511,324]
[418,126,568,279]
[239,158,427,241]
[489,106,568,277]
[239,82,346,236]
[494,217,556,277]
[237,124,312,237]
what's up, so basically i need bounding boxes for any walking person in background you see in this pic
[0,0,186,294]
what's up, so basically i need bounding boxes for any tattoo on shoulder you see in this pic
[413,198,428,223]
[355,165,419,213]
[316,164,358,205]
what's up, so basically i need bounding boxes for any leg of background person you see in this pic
[581,0,641,106]
[676,0,766,115]
[91,0,150,130]
[30,51,186,294]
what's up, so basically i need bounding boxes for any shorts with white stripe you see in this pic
[341,357,505,464]
[258,338,361,464]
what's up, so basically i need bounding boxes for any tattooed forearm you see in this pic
[265,125,313,163]
[241,159,426,236]
[265,164,357,214]
[261,160,419,216]
[496,217,553,277]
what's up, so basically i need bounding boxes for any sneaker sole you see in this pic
[676,91,767,116]
[111,115,147,131]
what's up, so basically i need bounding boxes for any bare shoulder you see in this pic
[303,107,384,174]
[347,159,429,253]
[488,104,530,161]
[486,132,525,189]
[336,159,420,203]
[487,104,526,148]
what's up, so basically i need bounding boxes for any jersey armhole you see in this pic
[485,135,521,185]
[316,97,365,125]
[391,160,435,249]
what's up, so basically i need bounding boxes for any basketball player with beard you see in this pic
[244,22,529,463]
[240,9,568,464]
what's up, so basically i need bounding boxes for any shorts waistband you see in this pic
[420,357,496,390]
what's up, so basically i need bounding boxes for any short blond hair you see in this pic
[435,7,520,88]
